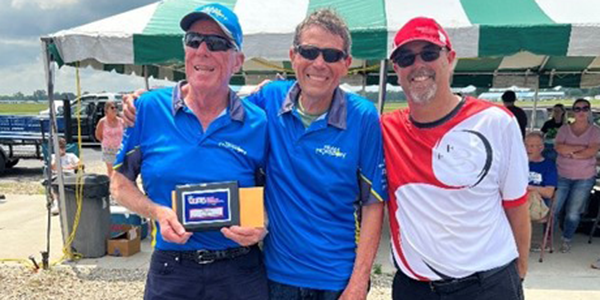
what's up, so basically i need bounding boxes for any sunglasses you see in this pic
[392,47,445,68]
[573,106,590,113]
[183,32,236,52]
[295,45,347,63]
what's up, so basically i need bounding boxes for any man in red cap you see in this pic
[381,17,530,299]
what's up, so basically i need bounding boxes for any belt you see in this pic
[158,246,252,265]
[428,261,512,294]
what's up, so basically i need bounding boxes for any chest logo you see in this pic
[315,145,347,159]
[218,141,247,156]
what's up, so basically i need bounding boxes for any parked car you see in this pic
[44,93,123,142]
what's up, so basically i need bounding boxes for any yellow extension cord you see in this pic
[0,63,86,270]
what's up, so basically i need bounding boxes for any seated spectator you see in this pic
[526,131,557,251]
[49,138,82,215]
[51,138,81,175]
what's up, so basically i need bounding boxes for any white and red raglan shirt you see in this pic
[381,96,528,281]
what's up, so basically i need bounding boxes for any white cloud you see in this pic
[11,0,80,10]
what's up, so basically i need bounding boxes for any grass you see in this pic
[0,103,47,115]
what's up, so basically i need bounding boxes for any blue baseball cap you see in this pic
[180,3,243,50]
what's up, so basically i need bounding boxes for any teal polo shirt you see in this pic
[114,81,267,251]
[247,80,387,290]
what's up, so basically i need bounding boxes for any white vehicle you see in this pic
[39,93,122,116]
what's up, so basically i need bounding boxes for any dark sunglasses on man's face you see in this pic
[392,47,445,68]
[295,45,347,63]
[183,32,235,52]
[573,106,590,113]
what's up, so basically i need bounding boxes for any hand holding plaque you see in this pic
[173,181,264,232]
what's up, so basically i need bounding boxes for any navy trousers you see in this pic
[144,246,268,300]
[392,261,524,300]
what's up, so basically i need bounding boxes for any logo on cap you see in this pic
[201,6,227,21]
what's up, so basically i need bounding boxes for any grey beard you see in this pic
[409,83,437,105]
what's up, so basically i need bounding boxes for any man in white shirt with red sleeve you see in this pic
[381,17,531,300]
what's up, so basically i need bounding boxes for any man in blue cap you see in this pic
[111,3,269,299]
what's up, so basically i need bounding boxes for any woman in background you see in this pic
[554,99,600,253]
[95,101,124,178]
[541,104,566,161]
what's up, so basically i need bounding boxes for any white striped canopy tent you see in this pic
[42,0,600,89]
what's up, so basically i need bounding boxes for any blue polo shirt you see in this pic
[114,81,267,251]
[247,80,387,290]
[528,158,557,201]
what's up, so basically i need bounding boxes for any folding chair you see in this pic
[538,195,557,263]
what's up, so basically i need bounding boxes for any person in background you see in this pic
[502,90,528,138]
[541,104,566,161]
[526,131,557,251]
[94,100,124,178]
[50,137,82,215]
[554,98,600,253]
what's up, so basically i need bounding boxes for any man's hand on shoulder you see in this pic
[122,89,147,127]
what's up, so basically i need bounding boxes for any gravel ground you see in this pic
[0,265,392,299]
[1,153,395,299]
[0,162,106,195]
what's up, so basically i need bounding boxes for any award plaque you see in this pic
[173,181,240,232]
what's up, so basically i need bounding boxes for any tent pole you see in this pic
[377,59,388,114]
[531,84,540,132]
[41,39,69,253]
[143,65,150,90]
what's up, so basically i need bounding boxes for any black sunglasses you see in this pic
[573,106,590,113]
[183,32,236,52]
[295,45,347,63]
[392,47,445,68]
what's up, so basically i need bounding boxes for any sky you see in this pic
[0,0,174,95]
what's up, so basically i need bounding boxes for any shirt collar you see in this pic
[172,80,245,122]
[278,81,347,130]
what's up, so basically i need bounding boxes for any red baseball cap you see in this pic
[390,17,452,58]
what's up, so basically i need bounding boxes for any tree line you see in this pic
[0,90,76,101]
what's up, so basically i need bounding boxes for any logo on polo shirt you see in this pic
[218,141,247,155]
[315,145,347,159]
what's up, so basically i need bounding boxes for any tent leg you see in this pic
[41,39,69,251]
[531,85,539,132]
[377,59,388,114]
[144,65,150,90]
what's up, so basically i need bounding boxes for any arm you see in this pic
[572,143,600,159]
[555,142,586,155]
[504,203,531,279]
[527,185,555,199]
[95,119,104,142]
[340,202,384,300]
[111,172,192,244]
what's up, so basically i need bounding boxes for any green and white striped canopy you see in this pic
[45,0,600,87]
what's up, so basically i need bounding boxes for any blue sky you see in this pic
[0,0,173,95]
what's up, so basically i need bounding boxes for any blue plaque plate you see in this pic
[174,181,239,232]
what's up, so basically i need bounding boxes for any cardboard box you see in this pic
[107,225,141,257]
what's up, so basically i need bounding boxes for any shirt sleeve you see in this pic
[69,153,80,166]
[358,108,388,205]
[500,115,529,207]
[590,125,600,144]
[113,98,145,181]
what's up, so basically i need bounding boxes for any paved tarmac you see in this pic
[1,193,599,299]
